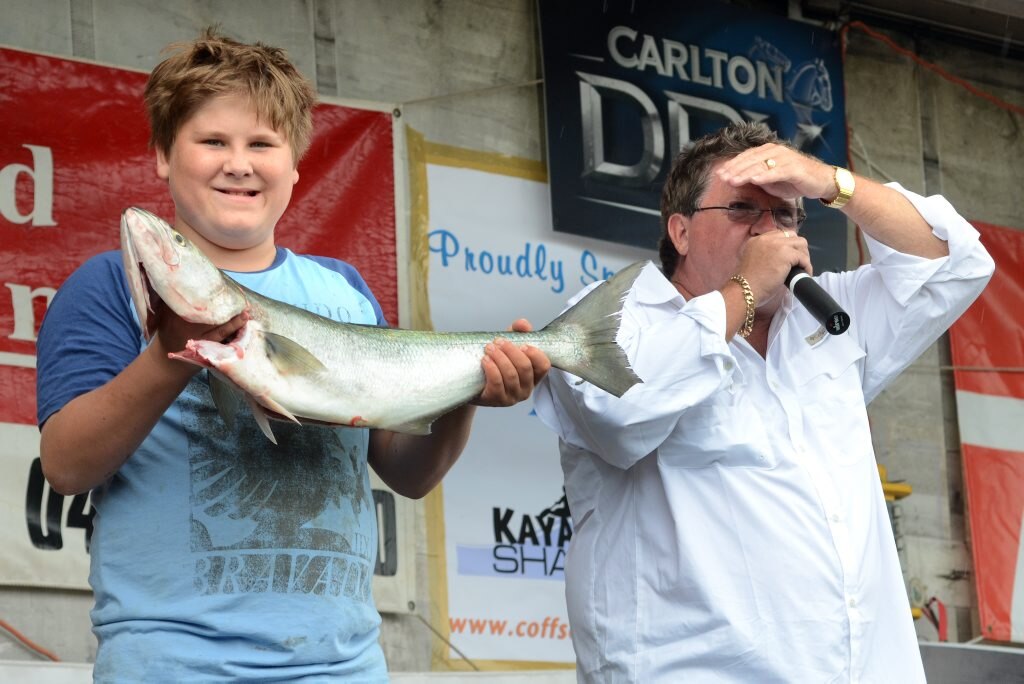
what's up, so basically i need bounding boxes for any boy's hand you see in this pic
[149,298,248,366]
[475,319,551,407]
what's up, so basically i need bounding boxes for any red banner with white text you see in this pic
[0,47,396,589]
[950,221,1024,643]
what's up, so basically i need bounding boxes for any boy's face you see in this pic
[156,93,298,259]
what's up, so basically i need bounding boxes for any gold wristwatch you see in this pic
[821,166,855,209]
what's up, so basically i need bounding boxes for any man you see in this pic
[36,30,548,681]
[534,122,993,682]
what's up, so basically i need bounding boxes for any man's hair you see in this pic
[658,122,793,276]
[144,27,317,163]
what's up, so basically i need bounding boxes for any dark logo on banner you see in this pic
[490,489,572,579]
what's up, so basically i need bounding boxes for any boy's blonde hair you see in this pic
[144,27,317,164]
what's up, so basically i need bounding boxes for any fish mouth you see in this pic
[134,255,239,339]
[133,258,244,343]
[135,260,161,340]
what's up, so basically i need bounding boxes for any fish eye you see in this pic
[172,232,186,245]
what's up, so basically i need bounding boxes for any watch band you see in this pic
[821,166,855,209]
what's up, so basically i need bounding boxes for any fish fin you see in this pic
[542,260,648,398]
[211,369,293,440]
[208,371,242,431]
[260,395,302,426]
[260,331,329,376]
[243,395,278,444]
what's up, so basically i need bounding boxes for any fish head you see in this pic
[120,206,247,340]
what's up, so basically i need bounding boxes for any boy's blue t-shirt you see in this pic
[36,248,390,682]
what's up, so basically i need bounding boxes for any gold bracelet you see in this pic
[729,275,755,338]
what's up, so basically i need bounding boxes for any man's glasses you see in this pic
[693,202,807,229]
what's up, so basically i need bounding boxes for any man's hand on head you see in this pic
[715,143,836,202]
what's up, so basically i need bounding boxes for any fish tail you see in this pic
[542,260,647,398]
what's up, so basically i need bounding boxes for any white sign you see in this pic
[425,160,653,663]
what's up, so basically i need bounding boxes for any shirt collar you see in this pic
[632,261,800,313]
[633,261,687,306]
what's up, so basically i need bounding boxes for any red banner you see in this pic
[950,221,1024,643]
[0,47,397,426]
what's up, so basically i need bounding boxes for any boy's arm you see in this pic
[368,321,550,499]
[40,306,246,496]
[42,342,194,495]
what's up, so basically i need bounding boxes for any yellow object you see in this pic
[878,464,913,501]
[821,166,855,209]
[729,275,755,338]
[879,465,918,619]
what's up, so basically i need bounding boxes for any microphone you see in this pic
[786,267,850,335]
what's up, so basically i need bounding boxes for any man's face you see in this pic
[155,93,299,257]
[671,159,799,311]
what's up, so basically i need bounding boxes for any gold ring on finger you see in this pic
[764,158,776,169]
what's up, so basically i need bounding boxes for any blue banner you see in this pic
[539,0,849,272]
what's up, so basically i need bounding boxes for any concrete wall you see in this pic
[845,24,1024,642]
[1,0,1021,670]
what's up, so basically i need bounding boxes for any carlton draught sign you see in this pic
[538,0,848,272]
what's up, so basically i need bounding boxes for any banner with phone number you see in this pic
[0,47,403,594]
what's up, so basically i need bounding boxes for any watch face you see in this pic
[821,167,854,208]
[836,167,855,194]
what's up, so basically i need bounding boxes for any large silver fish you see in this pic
[120,206,643,442]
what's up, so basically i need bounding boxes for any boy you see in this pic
[36,29,548,681]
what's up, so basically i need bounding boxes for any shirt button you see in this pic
[848,598,857,608]
[831,513,840,523]
[724,360,734,371]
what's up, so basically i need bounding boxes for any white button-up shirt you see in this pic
[534,185,994,683]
